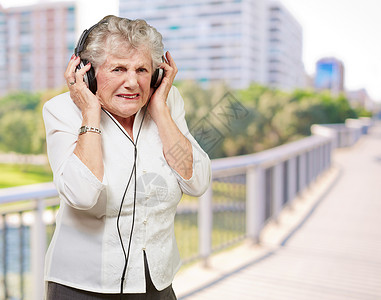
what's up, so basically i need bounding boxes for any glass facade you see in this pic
[314,58,344,94]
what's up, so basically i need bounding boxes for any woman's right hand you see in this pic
[64,55,101,115]
[65,55,104,181]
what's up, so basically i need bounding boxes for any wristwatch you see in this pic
[78,125,102,135]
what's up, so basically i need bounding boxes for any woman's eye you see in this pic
[113,67,124,72]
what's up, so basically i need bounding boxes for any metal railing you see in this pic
[0,183,58,300]
[0,118,371,300]
[311,117,373,148]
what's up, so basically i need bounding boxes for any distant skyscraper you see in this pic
[119,0,269,89]
[0,2,76,95]
[267,1,305,90]
[314,57,344,94]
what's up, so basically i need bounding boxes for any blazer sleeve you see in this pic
[42,92,106,210]
[166,86,212,197]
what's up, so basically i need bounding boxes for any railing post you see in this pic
[246,165,265,243]
[315,146,321,175]
[327,141,332,168]
[1,214,8,300]
[319,144,325,174]
[287,157,297,204]
[19,212,25,300]
[298,153,307,194]
[308,149,314,185]
[198,183,213,267]
[273,163,283,220]
[311,146,317,182]
[319,144,324,172]
[31,198,46,300]
[315,147,321,177]
[326,142,330,170]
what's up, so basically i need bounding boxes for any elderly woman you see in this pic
[43,15,211,299]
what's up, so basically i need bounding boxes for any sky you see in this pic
[1,0,380,102]
[279,0,381,101]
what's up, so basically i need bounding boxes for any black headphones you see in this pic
[74,19,164,94]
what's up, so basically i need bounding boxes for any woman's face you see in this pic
[95,44,153,120]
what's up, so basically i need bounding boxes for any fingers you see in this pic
[165,51,177,69]
[64,54,79,86]
[64,55,91,88]
[156,51,177,93]
[74,61,92,85]
[63,55,100,115]
[161,51,178,78]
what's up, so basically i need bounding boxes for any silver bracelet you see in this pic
[78,125,102,135]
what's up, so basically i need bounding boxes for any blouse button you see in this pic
[143,220,147,225]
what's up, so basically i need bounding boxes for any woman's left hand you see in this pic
[147,51,193,179]
[148,51,178,121]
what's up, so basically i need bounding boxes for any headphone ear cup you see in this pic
[76,59,97,94]
[151,68,164,88]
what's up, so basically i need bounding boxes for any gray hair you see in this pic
[80,15,164,72]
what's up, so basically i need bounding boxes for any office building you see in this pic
[120,0,306,91]
[0,0,306,94]
[314,57,345,94]
[119,0,269,89]
[346,88,374,112]
[267,1,305,90]
[0,1,76,95]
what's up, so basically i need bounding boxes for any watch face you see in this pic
[79,126,87,134]
[79,126,90,134]
[79,126,101,135]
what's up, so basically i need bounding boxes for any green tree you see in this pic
[0,110,43,154]
[289,91,357,135]
[0,91,41,117]
[182,82,361,158]
[0,88,67,156]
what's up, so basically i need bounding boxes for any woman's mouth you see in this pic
[117,93,139,99]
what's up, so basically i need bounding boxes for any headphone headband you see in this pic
[74,18,163,93]
[74,21,108,56]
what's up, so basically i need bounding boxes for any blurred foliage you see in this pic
[0,82,370,160]
[177,82,363,159]
[0,110,41,154]
[0,91,40,115]
[354,106,373,118]
[0,87,68,156]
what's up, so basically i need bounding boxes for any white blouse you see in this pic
[43,86,211,293]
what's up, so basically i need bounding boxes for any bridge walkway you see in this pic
[173,122,381,300]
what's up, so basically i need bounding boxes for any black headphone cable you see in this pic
[101,100,150,298]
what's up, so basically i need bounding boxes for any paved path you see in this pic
[173,122,381,300]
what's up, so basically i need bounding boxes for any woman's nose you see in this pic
[123,72,138,89]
